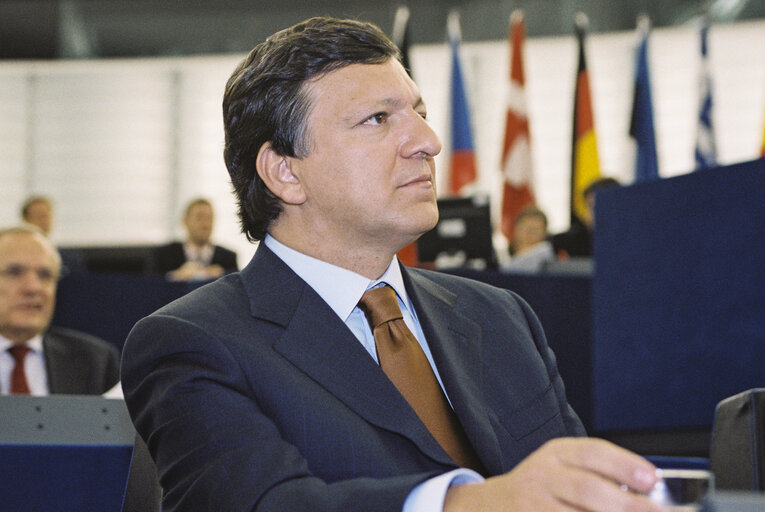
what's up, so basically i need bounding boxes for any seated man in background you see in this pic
[122,17,664,512]
[20,196,53,237]
[0,225,119,395]
[20,195,85,274]
[150,198,238,281]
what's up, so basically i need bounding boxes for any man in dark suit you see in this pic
[0,225,119,395]
[150,198,238,280]
[121,17,665,512]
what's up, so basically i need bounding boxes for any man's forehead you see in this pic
[307,61,423,110]
[0,233,57,261]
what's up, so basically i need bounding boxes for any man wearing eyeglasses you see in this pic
[0,225,119,395]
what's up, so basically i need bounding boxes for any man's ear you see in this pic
[256,142,306,205]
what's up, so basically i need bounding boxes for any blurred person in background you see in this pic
[502,206,555,273]
[21,196,53,236]
[551,177,621,258]
[150,198,238,281]
[19,195,85,274]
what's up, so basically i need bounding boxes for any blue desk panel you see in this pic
[592,159,765,431]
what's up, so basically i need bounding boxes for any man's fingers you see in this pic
[551,464,665,512]
[547,438,661,493]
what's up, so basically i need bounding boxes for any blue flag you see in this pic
[629,19,659,182]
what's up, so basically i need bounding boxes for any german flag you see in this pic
[570,13,602,228]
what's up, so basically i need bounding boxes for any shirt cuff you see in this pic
[402,469,484,512]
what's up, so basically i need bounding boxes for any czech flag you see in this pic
[447,11,477,196]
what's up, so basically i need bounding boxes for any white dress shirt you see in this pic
[183,241,214,266]
[264,235,482,512]
[0,333,49,396]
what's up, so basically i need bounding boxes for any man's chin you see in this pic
[10,318,50,336]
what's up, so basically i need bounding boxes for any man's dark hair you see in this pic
[223,17,402,242]
[583,177,621,198]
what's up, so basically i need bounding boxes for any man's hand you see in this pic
[444,438,667,511]
[168,262,224,281]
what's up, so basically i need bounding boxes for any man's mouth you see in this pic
[400,173,432,188]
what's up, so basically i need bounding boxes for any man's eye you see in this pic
[37,269,56,283]
[1,265,25,278]
[364,112,388,125]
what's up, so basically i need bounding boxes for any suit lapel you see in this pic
[404,268,504,474]
[42,333,71,394]
[240,245,453,467]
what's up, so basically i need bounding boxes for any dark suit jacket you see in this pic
[149,241,238,275]
[43,326,120,395]
[121,243,585,512]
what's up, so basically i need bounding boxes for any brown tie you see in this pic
[8,345,31,395]
[358,285,483,473]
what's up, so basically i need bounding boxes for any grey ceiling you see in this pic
[2,0,763,59]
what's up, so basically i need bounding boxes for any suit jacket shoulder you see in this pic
[44,326,120,395]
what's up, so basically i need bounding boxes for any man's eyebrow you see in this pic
[342,96,427,123]
[378,96,426,110]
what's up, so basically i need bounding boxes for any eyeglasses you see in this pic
[0,264,60,285]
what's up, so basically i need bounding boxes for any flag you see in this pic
[570,13,602,228]
[391,6,412,75]
[499,10,535,241]
[629,15,659,182]
[694,19,717,171]
[447,11,477,196]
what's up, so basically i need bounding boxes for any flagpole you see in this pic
[391,5,410,46]
[447,10,462,44]
[694,16,717,171]
[391,6,411,74]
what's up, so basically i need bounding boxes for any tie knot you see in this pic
[358,285,404,329]
[8,345,31,363]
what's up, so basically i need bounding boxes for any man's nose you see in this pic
[21,269,54,290]
[19,272,45,291]
[401,112,442,158]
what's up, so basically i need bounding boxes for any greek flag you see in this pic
[694,20,717,171]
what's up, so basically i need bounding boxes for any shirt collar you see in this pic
[184,240,213,256]
[264,234,410,322]
[0,333,44,353]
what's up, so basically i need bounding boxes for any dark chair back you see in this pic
[709,388,765,491]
